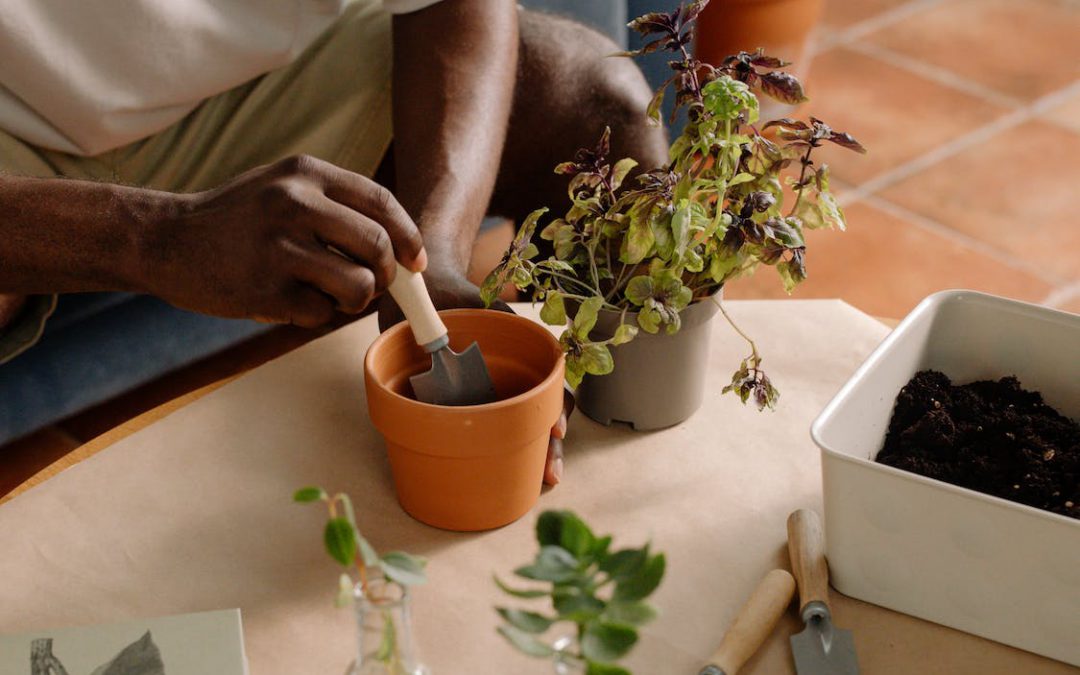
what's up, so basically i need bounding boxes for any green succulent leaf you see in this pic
[582,622,638,663]
[599,548,647,580]
[613,553,666,602]
[553,587,606,623]
[494,575,549,599]
[586,663,632,675]
[498,624,556,658]
[515,546,579,583]
[497,608,555,634]
[604,601,658,626]
[537,510,596,559]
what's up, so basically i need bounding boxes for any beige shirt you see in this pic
[0,0,440,157]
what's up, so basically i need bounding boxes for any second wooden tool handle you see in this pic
[706,569,796,675]
[787,509,830,614]
[386,263,448,350]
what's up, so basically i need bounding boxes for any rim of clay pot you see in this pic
[365,308,564,411]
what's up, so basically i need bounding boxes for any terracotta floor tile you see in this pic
[1040,90,1080,134]
[799,47,1006,185]
[0,426,81,498]
[723,201,1054,318]
[864,0,1080,102]
[880,120,1080,281]
[59,324,323,442]
[822,0,912,29]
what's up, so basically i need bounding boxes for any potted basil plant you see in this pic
[481,0,865,429]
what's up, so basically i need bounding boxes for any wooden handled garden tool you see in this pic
[386,263,496,406]
[699,569,796,675]
[786,509,860,675]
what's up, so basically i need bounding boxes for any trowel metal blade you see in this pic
[409,341,497,407]
[790,617,859,675]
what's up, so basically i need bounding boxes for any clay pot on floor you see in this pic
[695,0,825,120]
[576,297,719,431]
[365,309,564,532]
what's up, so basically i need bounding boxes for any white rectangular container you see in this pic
[811,290,1080,666]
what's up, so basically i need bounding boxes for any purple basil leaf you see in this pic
[827,131,868,154]
[750,53,791,69]
[680,0,711,25]
[758,71,808,104]
[627,12,675,37]
[762,118,809,131]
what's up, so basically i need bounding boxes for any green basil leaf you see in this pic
[540,293,567,326]
[323,517,356,568]
[579,344,614,376]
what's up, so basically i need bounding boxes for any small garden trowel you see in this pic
[786,509,860,675]
[699,569,796,675]
[386,263,496,406]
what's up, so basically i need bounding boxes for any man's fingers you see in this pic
[291,247,377,315]
[308,199,396,289]
[543,436,564,486]
[286,285,337,328]
[311,160,426,272]
[552,412,567,440]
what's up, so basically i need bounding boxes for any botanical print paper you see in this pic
[2,610,246,675]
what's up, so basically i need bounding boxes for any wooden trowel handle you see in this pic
[787,509,831,615]
[387,263,448,350]
[705,569,796,675]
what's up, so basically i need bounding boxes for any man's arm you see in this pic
[0,157,426,328]
[385,0,518,313]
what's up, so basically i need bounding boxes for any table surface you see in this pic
[0,301,1074,675]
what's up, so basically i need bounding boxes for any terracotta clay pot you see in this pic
[364,309,564,532]
[576,296,720,431]
[695,0,824,119]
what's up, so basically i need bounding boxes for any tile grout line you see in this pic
[814,0,947,53]
[844,42,1025,110]
[847,193,1068,289]
[1040,281,1080,309]
[841,78,1080,202]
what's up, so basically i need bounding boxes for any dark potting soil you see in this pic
[876,370,1079,520]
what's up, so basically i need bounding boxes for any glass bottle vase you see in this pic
[350,579,429,675]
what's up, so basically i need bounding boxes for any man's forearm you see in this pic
[0,175,168,294]
[391,0,518,276]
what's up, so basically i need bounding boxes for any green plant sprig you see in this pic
[481,0,866,409]
[294,486,427,606]
[495,510,666,675]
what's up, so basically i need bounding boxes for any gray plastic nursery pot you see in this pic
[576,296,719,431]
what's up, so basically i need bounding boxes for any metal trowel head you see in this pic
[409,341,497,407]
[790,605,859,675]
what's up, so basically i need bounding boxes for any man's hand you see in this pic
[143,155,426,327]
[0,294,26,332]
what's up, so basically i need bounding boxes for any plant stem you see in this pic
[712,295,759,363]
[788,144,815,218]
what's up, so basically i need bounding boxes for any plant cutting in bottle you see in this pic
[295,486,428,674]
